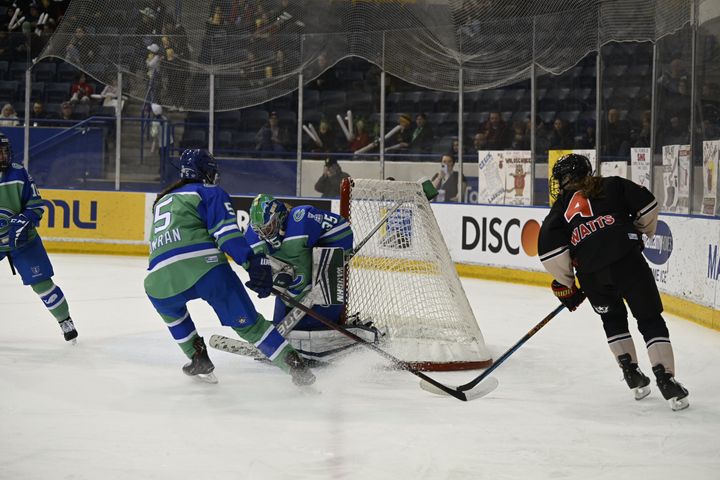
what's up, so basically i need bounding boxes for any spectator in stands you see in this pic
[632,111,652,148]
[548,117,574,150]
[385,113,413,154]
[150,103,174,186]
[511,122,530,150]
[431,154,466,203]
[310,119,337,155]
[447,137,468,162]
[30,101,53,126]
[255,111,290,155]
[662,115,689,145]
[472,132,488,152]
[65,27,95,65]
[0,103,19,127]
[57,101,80,125]
[348,118,371,153]
[96,81,122,110]
[575,121,596,149]
[306,53,339,91]
[410,113,434,156]
[70,73,94,105]
[314,157,350,198]
[479,111,512,149]
[601,108,631,157]
[658,59,686,96]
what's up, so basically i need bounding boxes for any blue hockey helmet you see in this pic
[250,193,288,248]
[180,149,219,184]
[0,132,12,171]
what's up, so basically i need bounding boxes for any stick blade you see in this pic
[419,376,499,401]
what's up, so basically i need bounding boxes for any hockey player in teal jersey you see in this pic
[246,193,380,362]
[144,149,314,385]
[0,132,78,342]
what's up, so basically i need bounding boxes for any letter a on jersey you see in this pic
[564,191,594,222]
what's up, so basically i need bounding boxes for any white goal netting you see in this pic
[341,178,491,371]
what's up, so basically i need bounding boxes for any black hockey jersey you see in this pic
[538,176,658,287]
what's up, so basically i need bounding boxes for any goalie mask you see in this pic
[550,153,593,200]
[0,133,12,172]
[250,194,288,249]
[179,149,219,185]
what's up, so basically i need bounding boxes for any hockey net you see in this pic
[340,178,491,371]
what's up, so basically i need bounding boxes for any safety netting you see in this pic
[38,0,691,111]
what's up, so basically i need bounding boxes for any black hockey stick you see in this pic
[7,254,15,275]
[420,304,566,397]
[271,286,496,401]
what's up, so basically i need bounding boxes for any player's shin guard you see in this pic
[161,311,199,359]
[32,279,70,322]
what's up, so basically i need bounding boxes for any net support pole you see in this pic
[209,73,215,154]
[530,16,536,205]
[688,0,698,212]
[115,71,122,191]
[379,32,386,179]
[457,67,463,203]
[296,71,304,196]
[649,43,658,194]
[23,67,30,170]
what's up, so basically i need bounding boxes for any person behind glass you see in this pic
[70,73,94,104]
[256,111,290,156]
[479,111,512,149]
[314,157,350,198]
[385,113,413,154]
[348,118,370,152]
[30,101,54,127]
[431,154,465,202]
[410,113,434,156]
[56,101,81,125]
[0,103,19,127]
[310,119,337,157]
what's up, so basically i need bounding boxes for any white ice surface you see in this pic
[1,254,719,480]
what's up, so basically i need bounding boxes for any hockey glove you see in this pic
[8,214,32,249]
[273,271,293,295]
[551,280,585,312]
[245,254,273,298]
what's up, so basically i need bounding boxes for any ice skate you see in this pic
[285,350,316,387]
[182,337,218,384]
[617,353,650,400]
[59,318,78,344]
[652,365,688,411]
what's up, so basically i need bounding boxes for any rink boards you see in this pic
[34,188,720,331]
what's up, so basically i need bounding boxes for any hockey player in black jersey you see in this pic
[538,153,689,411]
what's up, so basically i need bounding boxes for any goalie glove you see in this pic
[551,280,585,312]
[8,213,33,249]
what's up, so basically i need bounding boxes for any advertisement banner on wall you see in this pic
[662,144,690,214]
[431,203,548,270]
[37,189,147,243]
[631,147,652,189]
[600,161,628,178]
[642,215,720,309]
[547,149,597,203]
[702,140,720,215]
[477,150,532,205]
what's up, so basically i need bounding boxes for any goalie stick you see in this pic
[270,286,497,401]
[420,304,566,398]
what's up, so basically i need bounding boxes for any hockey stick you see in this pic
[271,286,497,401]
[420,304,566,397]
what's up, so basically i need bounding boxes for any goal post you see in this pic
[340,177,492,371]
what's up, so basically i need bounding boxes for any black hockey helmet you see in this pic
[550,153,593,199]
[0,132,12,172]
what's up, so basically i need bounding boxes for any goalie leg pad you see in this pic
[287,324,381,362]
